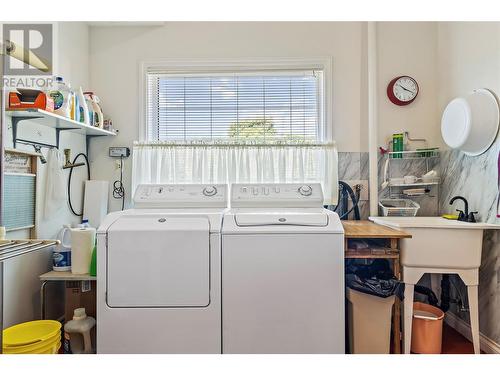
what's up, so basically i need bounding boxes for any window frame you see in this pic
[139,57,332,143]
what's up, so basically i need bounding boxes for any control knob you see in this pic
[298,185,313,196]
[202,186,217,196]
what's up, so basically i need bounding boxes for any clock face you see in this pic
[387,76,419,106]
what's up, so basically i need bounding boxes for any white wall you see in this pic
[377,22,442,150]
[437,22,500,107]
[3,22,90,327]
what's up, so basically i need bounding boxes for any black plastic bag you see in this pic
[346,259,403,299]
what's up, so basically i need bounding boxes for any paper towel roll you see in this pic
[83,180,109,229]
[71,227,96,275]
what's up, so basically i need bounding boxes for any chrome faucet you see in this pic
[449,196,477,222]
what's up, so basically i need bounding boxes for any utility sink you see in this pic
[369,216,500,354]
[368,216,500,269]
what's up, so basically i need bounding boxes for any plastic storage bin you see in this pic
[411,302,444,354]
[346,288,395,354]
[379,199,420,217]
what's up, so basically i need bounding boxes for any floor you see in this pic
[391,323,480,354]
[441,324,480,354]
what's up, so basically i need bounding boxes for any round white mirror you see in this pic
[441,88,499,156]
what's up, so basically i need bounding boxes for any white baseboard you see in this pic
[445,312,500,354]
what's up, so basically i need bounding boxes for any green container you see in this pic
[89,241,97,277]
[392,133,404,158]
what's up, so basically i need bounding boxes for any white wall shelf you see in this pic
[6,109,116,137]
[382,150,440,204]
[6,108,116,154]
[387,149,439,159]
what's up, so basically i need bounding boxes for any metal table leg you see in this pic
[40,280,49,320]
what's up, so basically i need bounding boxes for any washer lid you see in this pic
[106,214,210,307]
[235,212,328,227]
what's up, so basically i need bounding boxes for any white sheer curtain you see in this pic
[132,143,339,204]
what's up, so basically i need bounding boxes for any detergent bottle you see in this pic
[48,76,72,118]
[64,308,96,354]
[70,90,77,121]
[53,225,72,271]
[77,87,90,125]
[83,92,104,128]
[89,240,97,277]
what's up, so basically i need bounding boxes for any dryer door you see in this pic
[106,215,210,307]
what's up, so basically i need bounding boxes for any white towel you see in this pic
[44,148,66,219]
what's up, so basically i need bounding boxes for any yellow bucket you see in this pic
[3,332,61,354]
[6,341,61,354]
[3,320,61,354]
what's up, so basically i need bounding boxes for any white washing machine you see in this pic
[222,183,345,354]
[97,184,227,353]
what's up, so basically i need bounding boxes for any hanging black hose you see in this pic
[68,153,90,217]
[333,181,361,220]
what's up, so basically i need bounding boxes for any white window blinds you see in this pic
[146,70,324,143]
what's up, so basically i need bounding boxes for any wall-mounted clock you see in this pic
[387,76,419,106]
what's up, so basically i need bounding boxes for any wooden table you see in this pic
[39,271,96,319]
[342,220,412,354]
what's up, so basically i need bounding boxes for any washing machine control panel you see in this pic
[133,184,227,208]
[231,183,324,208]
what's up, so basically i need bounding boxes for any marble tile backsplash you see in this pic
[337,152,370,219]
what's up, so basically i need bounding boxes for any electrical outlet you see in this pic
[342,179,369,201]
[115,160,122,170]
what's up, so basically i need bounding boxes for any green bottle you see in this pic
[392,133,404,158]
[89,240,97,276]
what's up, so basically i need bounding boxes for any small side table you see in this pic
[342,220,412,354]
[39,271,96,319]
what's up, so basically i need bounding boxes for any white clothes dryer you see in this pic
[97,184,226,353]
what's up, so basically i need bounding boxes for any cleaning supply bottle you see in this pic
[48,76,72,118]
[70,89,77,121]
[79,218,90,228]
[89,240,97,277]
[63,308,96,354]
[85,96,94,126]
[392,133,404,159]
[53,225,72,271]
[83,92,104,128]
[77,87,90,125]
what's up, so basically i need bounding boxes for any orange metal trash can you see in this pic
[411,302,444,354]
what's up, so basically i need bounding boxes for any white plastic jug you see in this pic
[83,92,104,128]
[53,225,72,271]
[77,87,90,125]
[48,76,72,118]
[64,308,96,354]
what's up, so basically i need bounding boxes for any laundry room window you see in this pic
[135,59,338,204]
[145,70,325,143]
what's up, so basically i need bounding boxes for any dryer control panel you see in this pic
[230,183,324,208]
[134,184,227,208]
